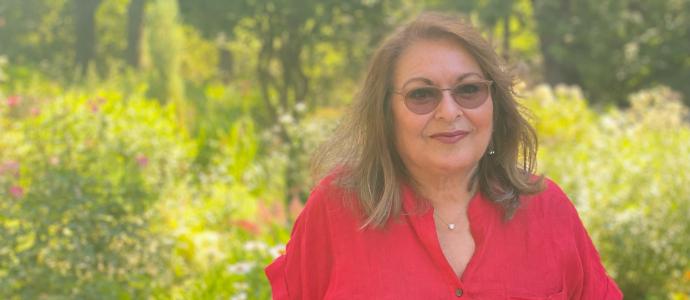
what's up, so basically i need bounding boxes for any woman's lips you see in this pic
[430,130,469,144]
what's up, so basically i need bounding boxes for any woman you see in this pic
[265,13,622,299]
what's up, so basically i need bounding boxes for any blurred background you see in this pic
[0,0,689,299]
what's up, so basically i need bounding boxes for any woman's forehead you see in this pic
[393,38,483,87]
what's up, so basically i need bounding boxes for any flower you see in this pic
[233,282,249,291]
[136,154,148,167]
[243,240,268,252]
[257,200,287,226]
[229,292,247,300]
[6,95,20,107]
[30,107,41,117]
[278,113,294,125]
[0,160,19,176]
[269,245,285,258]
[227,261,255,275]
[88,97,106,113]
[295,101,307,113]
[9,185,24,198]
[235,220,259,235]
[289,195,304,219]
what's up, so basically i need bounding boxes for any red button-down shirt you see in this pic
[265,177,622,299]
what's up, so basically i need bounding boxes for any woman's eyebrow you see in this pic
[455,72,484,82]
[401,77,434,89]
[401,72,485,89]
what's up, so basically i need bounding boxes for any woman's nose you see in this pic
[434,90,463,120]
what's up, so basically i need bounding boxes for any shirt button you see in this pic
[455,288,463,297]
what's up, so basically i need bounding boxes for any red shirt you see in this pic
[265,177,622,299]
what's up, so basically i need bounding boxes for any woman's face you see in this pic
[391,38,493,179]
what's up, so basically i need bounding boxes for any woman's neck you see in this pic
[410,166,477,208]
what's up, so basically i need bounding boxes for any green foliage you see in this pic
[3,79,689,299]
[531,0,690,105]
[2,2,690,299]
[95,0,129,74]
[165,239,281,300]
[144,0,184,105]
[0,88,194,298]
[0,0,72,74]
[524,85,690,299]
[152,115,292,300]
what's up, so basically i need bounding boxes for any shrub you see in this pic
[0,89,194,298]
[524,85,690,299]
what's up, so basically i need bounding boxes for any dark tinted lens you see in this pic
[455,83,481,96]
[405,87,441,114]
[452,82,488,108]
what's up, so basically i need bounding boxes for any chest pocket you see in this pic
[507,290,566,300]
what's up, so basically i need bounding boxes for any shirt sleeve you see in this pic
[265,179,336,300]
[549,181,623,299]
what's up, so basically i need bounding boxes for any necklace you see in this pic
[434,211,458,230]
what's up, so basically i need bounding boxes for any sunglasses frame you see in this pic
[393,79,494,115]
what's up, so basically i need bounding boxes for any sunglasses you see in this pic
[393,80,493,114]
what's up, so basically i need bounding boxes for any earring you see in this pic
[489,147,495,156]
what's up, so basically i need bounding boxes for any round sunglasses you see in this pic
[393,80,493,114]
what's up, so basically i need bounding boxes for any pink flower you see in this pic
[0,160,19,176]
[30,107,41,117]
[235,220,260,235]
[136,154,148,167]
[9,185,24,198]
[83,139,96,149]
[258,200,287,225]
[6,96,20,107]
[289,196,305,219]
[88,97,106,113]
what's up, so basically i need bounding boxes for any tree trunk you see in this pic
[531,0,580,85]
[218,46,233,83]
[126,0,145,68]
[502,13,511,61]
[74,0,102,76]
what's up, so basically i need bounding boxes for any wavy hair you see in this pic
[311,12,544,228]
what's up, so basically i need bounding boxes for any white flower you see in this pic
[233,282,249,291]
[295,102,307,113]
[243,240,268,252]
[227,262,255,275]
[279,113,294,125]
[229,292,247,300]
[269,245,285,258]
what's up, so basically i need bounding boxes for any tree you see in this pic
[146,0,184,104]
[0,0,72,72]
[433,0,532,60]
[179,0,395,204]
[73,0,102,76]
[532,0,690,106]
[126,0,145,67]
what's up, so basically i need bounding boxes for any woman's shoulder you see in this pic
[519,177,579,220]
[299,173,360,223]
[308,172,353,204]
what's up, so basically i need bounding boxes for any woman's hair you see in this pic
[311,12,544,228]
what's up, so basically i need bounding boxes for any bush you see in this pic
[4,81,687,299]
[0,89,194,298]
[524,85,690,299]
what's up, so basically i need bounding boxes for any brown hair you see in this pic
[311,12,544,228]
